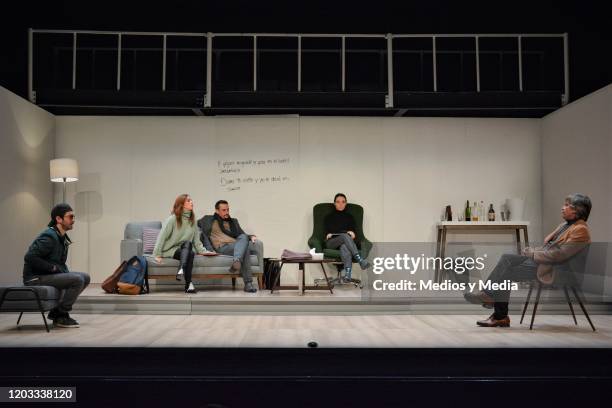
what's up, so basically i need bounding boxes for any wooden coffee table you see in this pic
[270,258,335,294]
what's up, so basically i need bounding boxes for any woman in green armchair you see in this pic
[324,193,371,282]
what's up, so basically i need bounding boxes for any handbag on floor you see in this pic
[263,258,281,290]
[101,260,128,293]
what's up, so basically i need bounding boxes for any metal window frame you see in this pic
[27,29,570,108]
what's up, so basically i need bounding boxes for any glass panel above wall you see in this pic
[120,35,164,91]
[165,36,207,92]
[212,36,253,92]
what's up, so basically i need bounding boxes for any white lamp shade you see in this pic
[50,158,79,183]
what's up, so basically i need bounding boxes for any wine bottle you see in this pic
[488,204,495,221]
[472,201,479,221]
[465,200,471,221]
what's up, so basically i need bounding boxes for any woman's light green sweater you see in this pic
[152,211,207,257]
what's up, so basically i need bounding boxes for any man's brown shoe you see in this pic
[476,314,510,327]
[464,291,494,308]
[229,260,241,273]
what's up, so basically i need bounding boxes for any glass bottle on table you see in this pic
[472,201,479,221]
[488,204,495,221]
[465,200,471,221]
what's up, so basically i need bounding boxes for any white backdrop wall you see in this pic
[542,84,612,241]
[542,84,612,296]
[55,115,543,283]
[0,87,55,284]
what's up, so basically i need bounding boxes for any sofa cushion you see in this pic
[144,254,260,276]
[0,285,60,301]
[0,286,60,312]
[124,221,162,240]
[142,228,161,254]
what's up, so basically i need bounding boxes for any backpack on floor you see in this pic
[116,255,149,295]
[101,260,128,294]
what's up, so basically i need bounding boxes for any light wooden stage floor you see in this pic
[3,283,611,348]
[1,313,611,348]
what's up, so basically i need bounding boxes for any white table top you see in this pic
[437,221,530,226]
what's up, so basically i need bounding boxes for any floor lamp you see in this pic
[50,158,79,203]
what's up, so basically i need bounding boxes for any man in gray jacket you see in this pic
[198,200,259,293]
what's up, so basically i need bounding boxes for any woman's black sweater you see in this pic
[324,210,357,236]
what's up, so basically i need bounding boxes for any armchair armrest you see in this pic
[252,239,264,270]
[308,237,324,253]
[359,238,373,259]
[121,239,143,262]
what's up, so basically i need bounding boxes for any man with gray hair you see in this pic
[464,193,592,327]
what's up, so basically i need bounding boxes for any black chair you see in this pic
[520,245,596,331]
[0,286,60,332]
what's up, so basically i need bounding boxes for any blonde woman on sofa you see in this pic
[153,194,212,293]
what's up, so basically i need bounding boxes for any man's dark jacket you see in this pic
[23,227,70,282]
[197,215,248,251]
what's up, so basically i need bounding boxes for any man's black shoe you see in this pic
[54,315,80,328]
[47,308,67,321]
[243,282,257,293]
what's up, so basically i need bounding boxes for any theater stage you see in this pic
[1,283,611,348]
[65,283,612,315]
[1,313,612,348]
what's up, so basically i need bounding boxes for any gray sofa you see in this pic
[121,221,264,289]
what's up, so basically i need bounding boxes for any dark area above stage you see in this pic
[0,0,610,117]
[37,90,561,118]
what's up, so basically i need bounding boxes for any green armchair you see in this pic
[308,203,373,287]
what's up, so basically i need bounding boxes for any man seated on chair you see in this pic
[324,193,371,283]
[464,193,592,327]
[22,203,91,328]
[198,200,258,293]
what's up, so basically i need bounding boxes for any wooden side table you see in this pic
[435,221,530,283]
[270,259,335,294]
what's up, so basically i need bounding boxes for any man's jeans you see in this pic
[25,271,91,313]
[483,254,537,319]
[217,234,255,283]
[325,233,360,269]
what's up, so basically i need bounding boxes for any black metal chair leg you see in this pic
[41,312,50,332]
[33,290,51,333]
[529,282,542,330]
[520,281,534,324]
[563,286,578,325]
[1,287,53,332]
[319,263,334,294]
[571,286,596,332]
